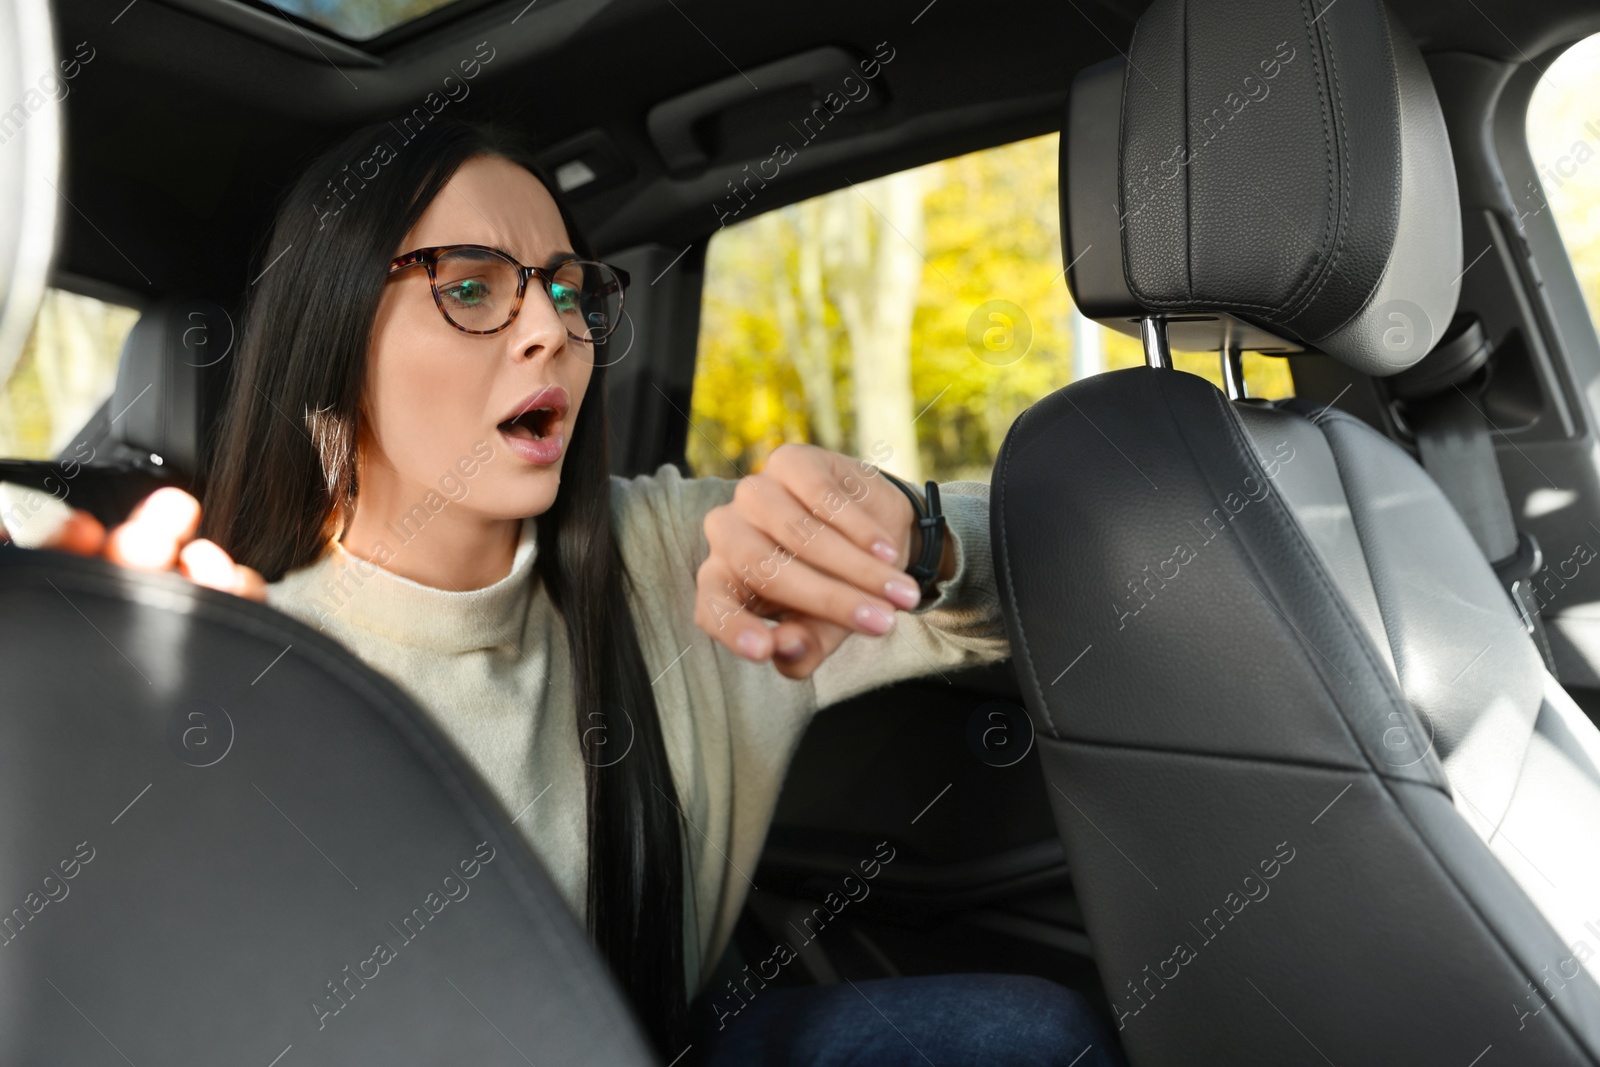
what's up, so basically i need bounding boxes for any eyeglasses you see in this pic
[386,244,629,343]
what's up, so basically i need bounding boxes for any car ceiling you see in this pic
[51,0,1600,301]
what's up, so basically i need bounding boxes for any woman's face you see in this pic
[360,154,593,526]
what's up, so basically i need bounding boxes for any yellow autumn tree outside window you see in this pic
[0,289,140,460]
[689,132,1295,482]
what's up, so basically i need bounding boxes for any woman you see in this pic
[31,118,1122,1066]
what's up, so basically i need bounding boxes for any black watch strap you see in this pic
[878,470,946,602]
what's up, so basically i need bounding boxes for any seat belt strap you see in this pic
[1406,389,1558,674]
[1409,390,1516,560]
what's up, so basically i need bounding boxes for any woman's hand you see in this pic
[13,487,267,601]
[694,443,955,680]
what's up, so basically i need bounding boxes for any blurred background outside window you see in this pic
[1527,33,1600,336]
[0,287,138,460]
[689,132,1293,482]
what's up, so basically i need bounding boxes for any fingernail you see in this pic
[884,578,921,610]
[775,636,807,660]
[736,630,767,659]
[871,539,899,563]
[854,602,894,635]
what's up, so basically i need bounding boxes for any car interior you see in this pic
[5,0,1600,1063]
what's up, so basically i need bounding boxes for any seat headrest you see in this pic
[109,296,236,484]
[1062,0,1461,375]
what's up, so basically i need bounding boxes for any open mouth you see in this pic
[497,406,560,441]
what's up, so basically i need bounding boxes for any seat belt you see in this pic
[1406,387,1559,675]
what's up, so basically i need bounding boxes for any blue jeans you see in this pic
[692,972,1127,1067]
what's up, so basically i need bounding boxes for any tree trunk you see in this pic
[823,173,925,480]
[785,201,843,452]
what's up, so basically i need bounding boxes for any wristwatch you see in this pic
[877,470,946,602]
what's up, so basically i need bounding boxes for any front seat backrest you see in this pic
[0,296,237,537]
[104,295,237,486]
[995,0,1600,1064]
[0,547,659,1065]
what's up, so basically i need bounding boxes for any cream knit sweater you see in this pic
[266,463,1009,995]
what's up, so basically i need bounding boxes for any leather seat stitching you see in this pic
[1181,0,1193,299]
[1292,0,1355,319]
[1464,698,1550,845]
[1278,0,1342,321]
[993,405,1062,739]
[1191,380,1441,791]
[1315,405,1546,823]
[1048,732,1367,773]
[1135,0,1342,320]
[1376,774,1600,1062]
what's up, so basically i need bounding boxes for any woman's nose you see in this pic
[511,283,568,360]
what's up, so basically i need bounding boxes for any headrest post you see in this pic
[1141,316,1172,370]
[1222,345,1247,400]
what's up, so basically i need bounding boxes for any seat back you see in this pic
[0,297,237,537]
[0,547,657,1065]
[102,295,238,486]
[996,0,1600,1062]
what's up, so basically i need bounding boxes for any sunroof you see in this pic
[262,0,462,41]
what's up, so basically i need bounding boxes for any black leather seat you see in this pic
[95,294,238,485]
[0,546,658,1064]
[994,0,1600,1063]
[0,296,235,532]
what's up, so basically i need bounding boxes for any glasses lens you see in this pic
[548,260,623,342]
[433,249,521,332]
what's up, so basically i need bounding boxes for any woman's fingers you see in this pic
[706,503,901,632]
[768,615,851,680]
[695,443,941,671]
[39,509,108,555]
[105,487,202,571]
[696,553,787,660]
[695,552,777,659]
[179,538,268,602]
[697,506,900,661]
[762,444,914,569]
[13,487,265,602]
[730,472,923,612]
[694,552,852,676]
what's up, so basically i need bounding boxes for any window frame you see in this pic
[1507,37,1600,433]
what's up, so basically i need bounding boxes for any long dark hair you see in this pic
[200,117,690,1054]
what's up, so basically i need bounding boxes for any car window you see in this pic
[1527,32,1600,332]
[688,132,1294,481]
[0,287,139,460]
[257,0,459,41]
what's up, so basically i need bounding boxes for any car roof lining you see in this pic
[49,0,1600,301]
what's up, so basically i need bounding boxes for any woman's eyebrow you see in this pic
[543,250,580,269]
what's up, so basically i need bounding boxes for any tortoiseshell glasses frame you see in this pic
[386,244,629,343]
